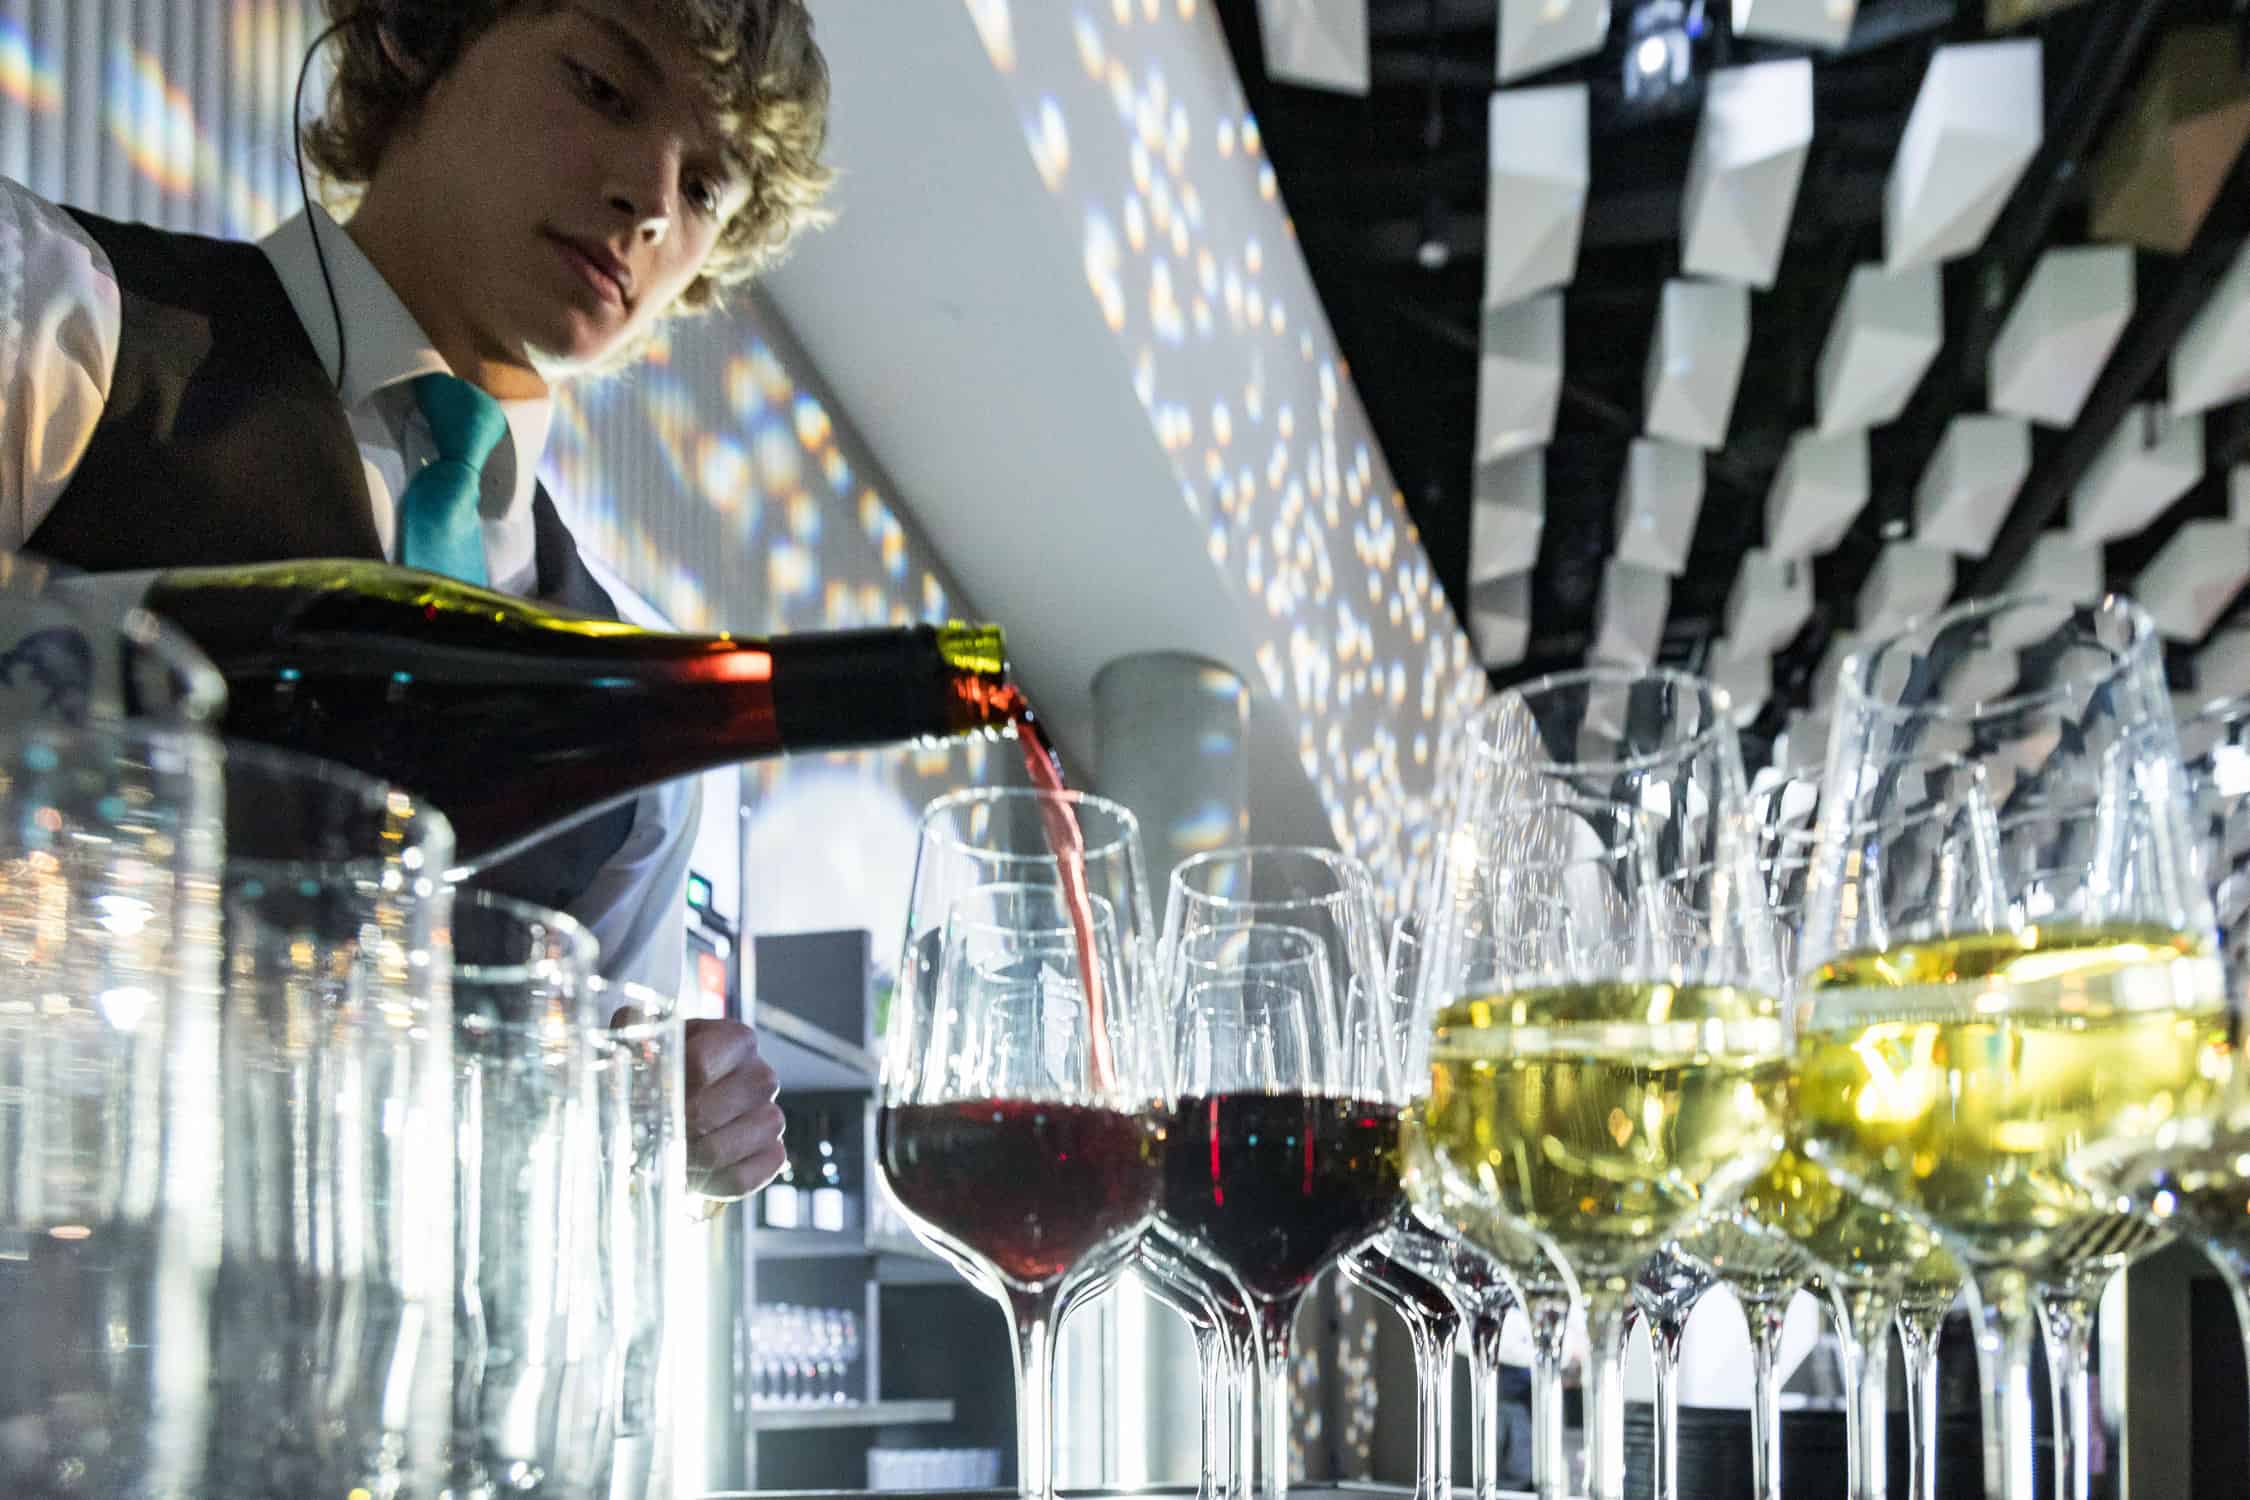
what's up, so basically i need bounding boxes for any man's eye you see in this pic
[564,59,629,115]
[685,177,722,216]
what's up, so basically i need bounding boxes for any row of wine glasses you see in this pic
[749,1304,864,1407]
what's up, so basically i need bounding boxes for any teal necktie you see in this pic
[397,373,506,586]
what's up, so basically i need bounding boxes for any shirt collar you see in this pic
[258,205,552,525]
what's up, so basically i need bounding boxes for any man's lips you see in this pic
[546,232,630,308]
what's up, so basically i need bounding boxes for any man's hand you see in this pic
[681,1018,785,1200]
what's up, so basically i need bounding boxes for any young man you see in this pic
[0,0,834,1199]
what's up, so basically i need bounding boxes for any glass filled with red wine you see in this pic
[877,871,1163,1500]
[1158,847,1402,1500]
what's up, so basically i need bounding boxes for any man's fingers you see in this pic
[685,1053,780,1137]
[682,1018,758,1093]
[688,1107,789,1200]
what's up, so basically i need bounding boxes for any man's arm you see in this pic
[0,177,121,549]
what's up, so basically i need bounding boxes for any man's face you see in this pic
[382,0,751,376]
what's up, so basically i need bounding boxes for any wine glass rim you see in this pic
[945,880,1119,941]
[589,975,681,1034]
[1841,593,2157,725]
[1168,843,1372,910]
[919,785,1143,864]
[448,888,601,991]
[1464,665,1739,777]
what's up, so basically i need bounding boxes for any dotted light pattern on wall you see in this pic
[967,0,1487,902]
[14,1,1009,919]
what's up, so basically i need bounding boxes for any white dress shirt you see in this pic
[0,175,694,996]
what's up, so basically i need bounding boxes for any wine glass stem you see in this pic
[1827,1284,1900,1500]
[2035,1278,2106,1500]
[1002,1285,1060,1500]
[1579,1286,1634,1500]
[1227,1311,1258,1500]
[1340,1250,1459,1500]
[1469,1308,1507,1500]
[1255,1297,1302,1500]
[1739,1290,1791,1500]
[1966,1268,2042,1500]
[1194,1319,1233,1500]
[1895,1302,1947,1500]
[1521,1288,1575,1500]
[1647,1310,1688,1500]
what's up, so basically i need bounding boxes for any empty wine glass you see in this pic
[0,719,225,1499]
[207,743,458,1500]
[1796,594,2230,1500]
[879,875,1161,1500]
[445,892,612,1499]
[1158,848,1400,1500]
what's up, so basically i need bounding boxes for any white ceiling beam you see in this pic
[2140,520,2250,643]
[1766,429,1871,561]
[1475,293,1564,463]
[1681,60,1814,292]
[1989,245,2135,429]
[1469,573,1534,668]
[1483,85,1591,310]
[1858,540,1956,638]
[2067,405,2204,544]
[1916,414,2033,559]
[1254,0,1370,95]
[1592,556,1669,668]
[1731,0,1857,51]
[1886,41,2044,272]
[1469,452,1546,582]
[1644,279,1751,451]
[1725,549,1815,656]
[1708,639,1771,724]
[1816,262,1944,434]
[2170,240,2250,420]
[1615,438,1705,576]
[1497,0,1611,85]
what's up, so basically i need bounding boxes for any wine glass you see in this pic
[1794,594,2230,1500]
[878,877,1161,1500]
[1413,788,1786,1500]
[1340,919,1471,1500]
[1158,847,1400,1500]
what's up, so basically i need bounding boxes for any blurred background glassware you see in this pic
[1796,594,2228,1500]
[587,976,685,1500]
[0,549,227,730]
[0,717,225,1500]
[446,892,612,1499]
[878,873,1161,1500]
[206,742,457,1500]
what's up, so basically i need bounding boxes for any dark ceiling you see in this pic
[1209,0,2250,747]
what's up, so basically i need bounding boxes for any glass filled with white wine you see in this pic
[1794,594,2231,1500]
[1412,779,1786,1500]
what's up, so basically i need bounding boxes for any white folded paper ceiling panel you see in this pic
[2171,240,2250,419]
[1476,293,1565,463]
[1732,0,1857,50]
[1766,429,1872,561]
[1255,0,1370,95]
[2235,464,2250,527]
[1915,414,2032,559]
[1886,41,2045,272]
[1615,439,1705,576]
[1858,540,1956,637]
[1593,557,1670,668]
[1988,245,2135,429]
[1469,573,1534,668]
[1708,641,1771,724]
[1484,85,1591,310]
[2200,628,2250,703]
[2091,26,2250,255]
[1497,0,1611,85]
[1810,630,1859,707]
[1681,60,1814,291]
[2004,531,2104,626]
[1470,452,1547,581]
[2067,405,2204,544]
[1725,549,1815,655]
[1816,262,1944,434]
[1644,279,1752,450]
[2139,520,2250,643]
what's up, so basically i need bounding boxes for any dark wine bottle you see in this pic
[59,560,1017,869]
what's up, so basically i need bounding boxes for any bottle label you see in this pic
[763,1185,803,1229]
[811,1186,848,1233]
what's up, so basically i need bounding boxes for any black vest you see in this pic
[30,208,635,916]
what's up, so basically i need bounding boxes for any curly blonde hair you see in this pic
[304,0,834,315]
